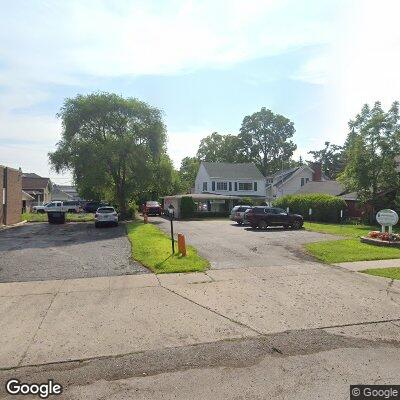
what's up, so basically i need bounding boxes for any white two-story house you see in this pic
[194,162,266,198]
[266,163,326,202]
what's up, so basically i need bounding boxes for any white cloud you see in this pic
[167,128,209,168]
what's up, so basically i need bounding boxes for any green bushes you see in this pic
[273,193,346,222]
[180,196,196,219]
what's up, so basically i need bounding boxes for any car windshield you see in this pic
[97,207,115,213]
[146,201,160,207]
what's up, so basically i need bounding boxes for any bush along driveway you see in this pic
[305,222,400,264]
[126,221,209,273]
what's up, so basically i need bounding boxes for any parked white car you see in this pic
[95,206,118,228]
[32,203,50,213]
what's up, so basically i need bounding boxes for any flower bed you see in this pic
[360,231,400,247]
[367,231,400,241]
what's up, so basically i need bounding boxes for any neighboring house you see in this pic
[296,179,361,217]
[22,173,52,205]
[52,185,82,201]
[194,162,266,198]
[266,164,326,202]
[1,165,22,225]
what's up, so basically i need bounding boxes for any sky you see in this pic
[1,0,400,184]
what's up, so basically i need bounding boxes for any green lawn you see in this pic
[361,267,400,280]
[304,222,392,238]
[22,212,94,222]
[126,221,209,274]
[305,239,400,263]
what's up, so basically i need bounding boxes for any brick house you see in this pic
[0,165,23,225]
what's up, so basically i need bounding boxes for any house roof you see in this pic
[22,172,42,178]
[22,175,51,190]
[55,185,77,192]
[201,162,264,180]
[296,180,344,196]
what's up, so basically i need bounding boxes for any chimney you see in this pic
[312,162,322,181]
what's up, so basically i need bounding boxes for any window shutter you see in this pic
[254,182,257,191]
[212,181,215,191]
[234,182,237,191]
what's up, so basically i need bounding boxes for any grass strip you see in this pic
[304,222,397,238]
[305,239,400,263]
[361,267,400,280]
[126,221,209,274]
[22,212,94,222]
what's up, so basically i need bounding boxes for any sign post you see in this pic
[168,204,175,254]
[376,209,399,234]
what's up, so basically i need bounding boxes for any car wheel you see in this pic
[292,220,302,230]
[258,220,268,230]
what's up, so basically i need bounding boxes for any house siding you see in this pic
[194,163,266,197]
[267,167,315,200]
[0,166,22,225]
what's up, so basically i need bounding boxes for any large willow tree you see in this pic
[49,92,166,217]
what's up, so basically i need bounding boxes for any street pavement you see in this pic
[1,219,399,399]
[1,263,399,399]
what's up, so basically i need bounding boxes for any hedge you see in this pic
[273,193,346,223]
[180,196,196,219]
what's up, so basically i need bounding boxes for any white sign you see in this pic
[376,209,399,227]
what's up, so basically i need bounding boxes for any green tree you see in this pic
[196,132,246,162]
[178,157,200,193]
[49,92,166,217]
[238,107,297,176]
[308,141,344,179]
[339,101,400,213]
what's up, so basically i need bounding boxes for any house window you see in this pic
[203,182,207,191]
[301,178,305,187]
[234,182,237,191]
[216,181,228,191]
[254,182,257,191]
[229,182,232,191]
[306,178,309,184]
[238,182,253,191]
[212,181,215,191]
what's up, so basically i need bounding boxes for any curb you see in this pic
[0,220,27,232]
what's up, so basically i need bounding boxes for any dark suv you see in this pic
[245,207,303,230]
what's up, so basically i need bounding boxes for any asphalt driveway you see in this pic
[0,222,147,282]
[153,217,340,269]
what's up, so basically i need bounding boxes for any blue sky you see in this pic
[1,0,400,183]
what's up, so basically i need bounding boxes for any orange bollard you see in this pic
[143,214,148,224]
[177,233,187,256]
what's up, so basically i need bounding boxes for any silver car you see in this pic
[230,205,251,225]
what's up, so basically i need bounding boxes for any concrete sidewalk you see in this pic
[335,258,400,271]
[1,262,400,372]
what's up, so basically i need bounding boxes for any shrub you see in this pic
[180,196,196,219]
[273,193,346,223]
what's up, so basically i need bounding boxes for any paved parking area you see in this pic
[0,222,147,282]
[152,217,340,268]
